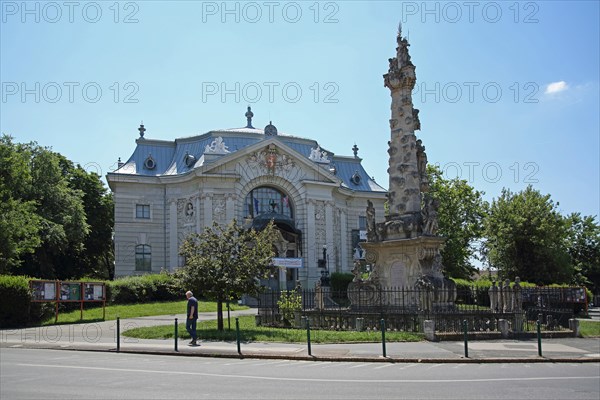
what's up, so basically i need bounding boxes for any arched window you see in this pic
[244,187,293,219]
[135,244,151,271]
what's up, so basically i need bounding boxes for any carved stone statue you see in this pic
[309,145,329,163]
[366,200,377,241]
[397,36,411,66]
[502,279,512,312]
[512,276,523,311]
[489,281,499,312]
[413,108,421,131]
[351,260,362,282]
[204,136,230,154]
[422,196,439,236]
[416,139,427,178]
[388,57,399,75]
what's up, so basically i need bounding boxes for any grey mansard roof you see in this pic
[112,126,386,193]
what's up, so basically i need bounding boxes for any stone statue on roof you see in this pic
[204,136,230,155]
[309,145,330,163]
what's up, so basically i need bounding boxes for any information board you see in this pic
[31,280,57,301]
[29,280,107,322]
[60,283,81,301]
[83,283,105,301]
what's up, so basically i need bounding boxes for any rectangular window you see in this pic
[358,216,367,230]
[135,244,152,271]
[136,204,150,219]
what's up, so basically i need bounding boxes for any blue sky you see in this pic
[2,1,599,218]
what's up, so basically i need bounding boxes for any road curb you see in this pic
[3,342,599,364]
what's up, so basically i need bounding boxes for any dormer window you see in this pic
[351,171,361,185]
[144,154,156,170]
[184,152,196,168]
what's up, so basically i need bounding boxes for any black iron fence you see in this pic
[257,286,580,333]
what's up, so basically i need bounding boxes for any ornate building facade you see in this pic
[107,111,387,289]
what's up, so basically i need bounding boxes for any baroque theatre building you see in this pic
[107,109,387,290]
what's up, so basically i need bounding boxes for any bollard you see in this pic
[116,317,120,353]
[537,319,542,356]
[380,319,387,358]
[174,318,178,352]
[305,317,312,356]
[463,319,468,358]
[235,317,241,355]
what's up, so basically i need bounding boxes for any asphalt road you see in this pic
[1,348,599,400]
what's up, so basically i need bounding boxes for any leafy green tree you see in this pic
[68,166,114,279]
[0,136,41,272]
[566,213,600,291]
[483,186,572,284]
[426,165,488,279]
[20,145,90,278]
[177,220,276,331]
[1,136,113,279]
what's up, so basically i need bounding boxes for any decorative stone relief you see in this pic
[245,148,301,182]
[213,197,226,222]
[314,201,326,245]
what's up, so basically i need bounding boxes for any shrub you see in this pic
[107,273,180,304]
[277,289,302,326]
[330,272,354,294]
[0,275,31,328]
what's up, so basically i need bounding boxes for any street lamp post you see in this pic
[320,245,330,287]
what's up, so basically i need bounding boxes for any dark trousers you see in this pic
[186,318,197,341]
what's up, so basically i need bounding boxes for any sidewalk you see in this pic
[1,309,599,363]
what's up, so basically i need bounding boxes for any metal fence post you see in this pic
[174,318,178,352]
[463,319,468,358]
[116,317,120,353]
[537,319,542,356]
[305,316,312,356]
[236,317,241,355]
[381,318,387,358]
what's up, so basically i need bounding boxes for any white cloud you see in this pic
[545,81,569,94]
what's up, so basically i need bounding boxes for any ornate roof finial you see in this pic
[264,121,278,136]
[138,121,146,138]
[398,21,402,38]
[245,106,254,129]
[352,143,359,158]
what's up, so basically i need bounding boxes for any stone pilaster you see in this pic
[225,193,235,222]
[340,209,348,272]
[168,199,178,271]
[202,192,213,228]
[306,199,317,284]
[325,201,334,271]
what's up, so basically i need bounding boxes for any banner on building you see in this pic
[272,257,303,268]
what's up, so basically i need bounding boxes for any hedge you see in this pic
[107,273,181,304]
[0,275,63,327]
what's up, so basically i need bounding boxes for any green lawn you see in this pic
[122,315,424,343]
[42,300,248,325]
[579,320,600,337]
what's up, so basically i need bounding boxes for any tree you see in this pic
[19,144,90,279]
[177,220,276,331]
[0,136,41,272]
[426,165,488,279]
[566,213,600,291]
[68,166,115,279]
[483,186,572,284]
[1,136,113,278]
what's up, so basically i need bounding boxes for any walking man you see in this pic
[185,290,198,345]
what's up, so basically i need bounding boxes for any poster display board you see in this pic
[31,280,57,301]
[29,280,106,322]
[84,282,105,301]
[60,282,81,301]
